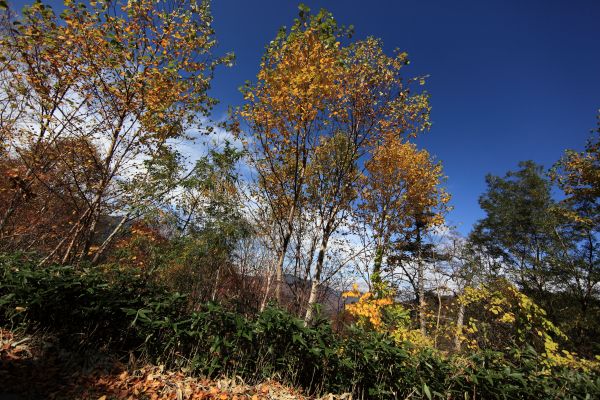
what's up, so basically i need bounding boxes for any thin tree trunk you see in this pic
[418,261,426,336]
[38,205,92,266]
[416,224,427,336]
[259,260,275,312]
[304,278,320,326]
[212,264,222,302]
[454,301,465,352]
[434,289,442,348]
[267,201,297,310]
[0,196,19,236]
[60,181,106,264]
[78,208,101,262]
[274,230,291,304]
[38,234,71,267]
[91,212,131,264]
[304,231,330,325]
[61,217,89,265]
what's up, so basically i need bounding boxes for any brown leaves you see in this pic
[0,0,231,258]
[80,365,318,400]
[1,326,350,400]
[0,328,32,362]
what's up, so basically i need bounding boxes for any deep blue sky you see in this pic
[9,0,600,234]
[208,0,600,235]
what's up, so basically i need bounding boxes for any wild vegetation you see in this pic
[0,1,598,398]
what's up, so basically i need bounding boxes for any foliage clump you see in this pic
[2,256,599,399]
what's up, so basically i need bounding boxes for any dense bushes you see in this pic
[1,255,599,399]
[0,253,185,351]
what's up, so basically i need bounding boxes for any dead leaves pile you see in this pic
[90,366,312,400]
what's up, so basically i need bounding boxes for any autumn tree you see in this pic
[0,0,231,263]
[242,6,433,319]
[302,31,434,322]
[359,135,449,334]
[0,1,92,249]
[240,7,346,308]
[0,136,101,253]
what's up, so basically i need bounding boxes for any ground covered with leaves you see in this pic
[1,328,345,400]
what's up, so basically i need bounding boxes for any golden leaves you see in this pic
[456,280,590,369]
[241,9,437,236]
[360,134,450,243]
[243,27,343,131]
[552,125,600,228]
[343,284,394,329]
[0,0,230,260]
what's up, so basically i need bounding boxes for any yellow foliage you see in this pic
[359,135,450,264]
[459,281,600,371]
[343,282,431,351]
[391,328,432,350]
[343,284,393,329]
[239,10,434,231]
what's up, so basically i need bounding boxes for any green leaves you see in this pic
[2,254,599,399]
[422,382,432,400]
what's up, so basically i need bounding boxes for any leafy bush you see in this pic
[1,254,599,399]
[0,253,184,351]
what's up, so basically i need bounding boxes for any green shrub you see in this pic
[1,254,598,399]
[0,253,184,351]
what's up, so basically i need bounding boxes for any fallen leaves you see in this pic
[0,328,32,361]
[90,365,314,399]
[1,327,350,399]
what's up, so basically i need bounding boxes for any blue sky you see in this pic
[9,0,600,235]
[207,0,600,235]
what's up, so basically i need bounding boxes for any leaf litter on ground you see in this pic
[1,327,351,399]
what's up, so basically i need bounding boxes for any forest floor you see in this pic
[0,328,346,400]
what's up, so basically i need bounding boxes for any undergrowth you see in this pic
[1,254,599,399]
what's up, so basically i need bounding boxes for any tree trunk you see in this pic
[416,224,427,336]
[266,201,298,310]
[304,231,330,325]
[418,260,426,336]
[259,263,273,312]
[372,245,384,288]
[434,289,442,348]
[274,230,291,304]
[91,212,131,264]
[0,196,18,237]
[78,208,102,263]
[211,264,222,302]
[60,178,109,264]
[454,301,465,352]
[61,217,89,265]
